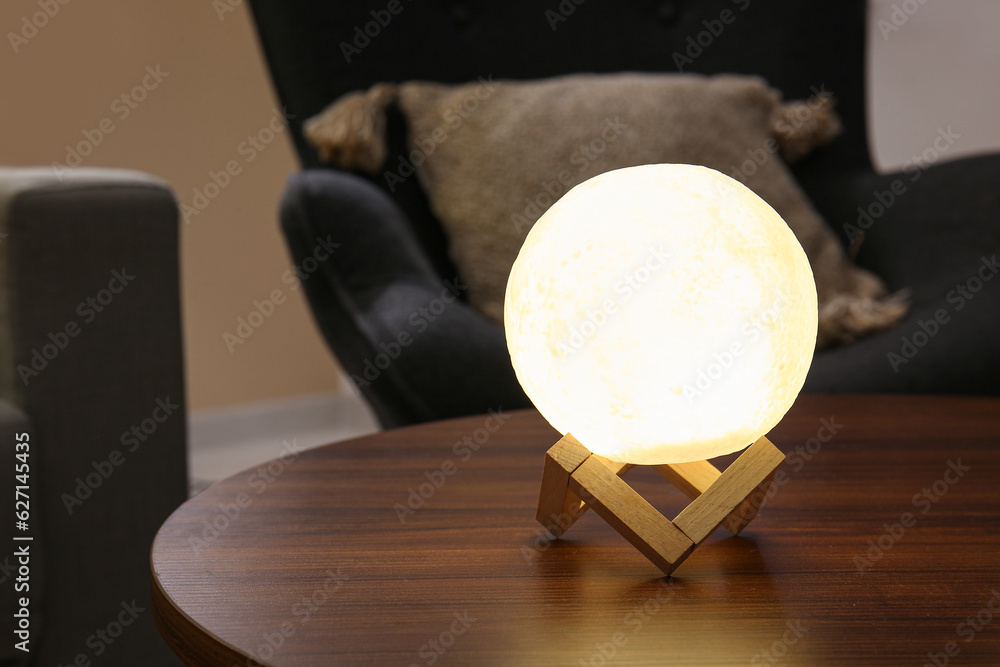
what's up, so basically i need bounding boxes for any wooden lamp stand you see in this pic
[536,433,785,575]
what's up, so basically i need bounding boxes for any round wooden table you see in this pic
[152,395,1000,665]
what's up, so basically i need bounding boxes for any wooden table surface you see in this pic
[152,395,1000,666]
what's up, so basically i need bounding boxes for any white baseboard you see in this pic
[187,389,379,494]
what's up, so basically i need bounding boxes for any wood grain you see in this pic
[567,456,694,574]
[536,435,636,537]
[723,467,780,535]
[535,444,633,537]
[152,395,1000,666]
[655,459,720,499]
[672,436,785,544]
[655,458,766,535]
[534,433,589,536]
[539,435,775,574]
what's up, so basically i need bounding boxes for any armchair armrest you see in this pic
[0,167,187,665]
[800,154,1000,393]
[281,170,530,427]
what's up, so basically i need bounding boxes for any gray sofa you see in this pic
[0,168,186,666]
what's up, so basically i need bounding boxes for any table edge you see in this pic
[151,548,261,667]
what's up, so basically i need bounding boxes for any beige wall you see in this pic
[867,0,1000,170]
[3,1,998,411]
[0,0,342,410]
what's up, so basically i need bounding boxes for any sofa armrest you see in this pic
[0,167,187,665]
[281,170,530,427]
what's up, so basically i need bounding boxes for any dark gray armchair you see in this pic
[249,0,1000,429]
[0,168,186,666]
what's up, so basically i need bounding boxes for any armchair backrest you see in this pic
[248,0,870,278]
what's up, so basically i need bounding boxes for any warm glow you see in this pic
[505,164,817,465]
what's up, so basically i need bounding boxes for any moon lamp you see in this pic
[505,163,817,575]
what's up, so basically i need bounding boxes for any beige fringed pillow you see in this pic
[305,73,906,348]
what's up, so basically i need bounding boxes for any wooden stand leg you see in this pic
[655,459,720,500]
[654,443,782,537]
[723,467,780,535]
[535,434,590,537]
[534,433,785,575]
[567,457,694,574]
[535,435,632,537]
[672,437,785,545]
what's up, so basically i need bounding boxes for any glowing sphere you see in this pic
[504,164,817,465]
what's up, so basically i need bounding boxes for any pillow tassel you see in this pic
[304,83,398,173]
